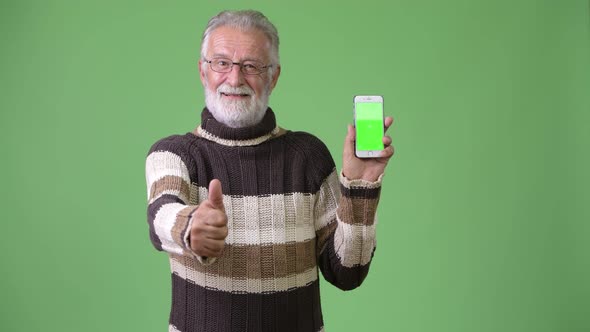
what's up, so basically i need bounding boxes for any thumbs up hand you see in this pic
[190,179,228,258]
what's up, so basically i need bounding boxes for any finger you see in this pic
[384,116,394,133]
[382,135,392,146]
[379,145,395,158]
[207,179,225,210]
[203,212,228,227]
[204,225,228,240]
[204,240,224,251]
[203,242,225,256]
[343,124,355,158]
[198,247,221,258]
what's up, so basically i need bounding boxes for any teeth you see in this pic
[222,93,248,96]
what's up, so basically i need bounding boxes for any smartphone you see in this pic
[354,95,384,158]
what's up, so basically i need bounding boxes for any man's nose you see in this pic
[225,64,245,86]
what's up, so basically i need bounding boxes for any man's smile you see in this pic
[221,92,250,99]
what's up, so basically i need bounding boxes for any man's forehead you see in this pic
[207,26,271,58]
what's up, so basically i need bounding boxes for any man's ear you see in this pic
[198,59,206,86]
[268,65,281,91]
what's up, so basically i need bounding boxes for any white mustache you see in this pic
[217,84,254,96]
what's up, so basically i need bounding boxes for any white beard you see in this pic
[204,83,270,128]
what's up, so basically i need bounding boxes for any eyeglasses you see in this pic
[204,58,272,75]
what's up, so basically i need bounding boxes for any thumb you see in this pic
[207,179,224,210]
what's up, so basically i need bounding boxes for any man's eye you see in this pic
[216,60,230,67]
[243,63,257,70]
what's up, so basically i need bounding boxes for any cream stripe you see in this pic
[146,151,191,199]
[193,186,317,246]
[197,125,281,147]
[170,258,318,293]
[154,202,187,255]
[333,216,377,268]
[314,169,340,231]
[339,170,383,189]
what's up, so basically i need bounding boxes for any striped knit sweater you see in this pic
[145,108,382,332]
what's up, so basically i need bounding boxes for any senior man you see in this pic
[145,9,394,332]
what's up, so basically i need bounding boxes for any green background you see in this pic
[1,1,589,331]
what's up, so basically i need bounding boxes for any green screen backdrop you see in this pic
[1,1,589,331]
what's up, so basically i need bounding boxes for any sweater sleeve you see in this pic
[315,169,382,291]
[145,136,212,264]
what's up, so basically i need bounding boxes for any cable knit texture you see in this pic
[145,108,382,332]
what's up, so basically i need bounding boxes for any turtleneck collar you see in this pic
[195,107,281,147]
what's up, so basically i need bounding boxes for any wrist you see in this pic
[340,171,383,188]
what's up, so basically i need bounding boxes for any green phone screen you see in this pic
[356,102,384,151]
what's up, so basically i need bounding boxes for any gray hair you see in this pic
[200,10,280,68]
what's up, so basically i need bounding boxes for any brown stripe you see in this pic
[336,196,379,226]
[340,183,381,199]
[149,175,190,202]
[171,239,317,279]
[172,205,198,252]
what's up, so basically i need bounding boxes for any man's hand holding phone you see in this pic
[343,95,394,182]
